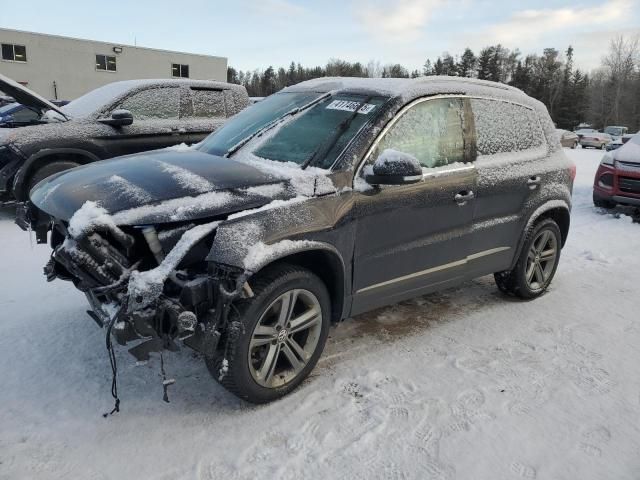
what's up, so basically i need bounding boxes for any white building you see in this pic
[0,28,227,100]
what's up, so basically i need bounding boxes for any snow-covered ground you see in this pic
[1,147,639,479]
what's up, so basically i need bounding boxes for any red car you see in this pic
[593,134,640,208]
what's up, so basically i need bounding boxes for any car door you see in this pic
[467,97,550,277]
[179,87,228,145]
[350,96,478,315]
[99,86,189,157]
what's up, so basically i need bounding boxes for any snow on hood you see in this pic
[613,134,640,163]
[32,147,336,228]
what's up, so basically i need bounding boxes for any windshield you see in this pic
[197,92,325,156]
[605,126,624,136]
[198,92,387,168]
[61,82,137,118]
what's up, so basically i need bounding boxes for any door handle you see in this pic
[454,190,474,205]
[527,176,541,189]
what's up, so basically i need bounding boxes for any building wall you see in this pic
[0,28,227,100]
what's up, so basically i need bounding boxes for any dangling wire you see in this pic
[103,304,124,417]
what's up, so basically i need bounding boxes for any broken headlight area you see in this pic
[45,218,246,363]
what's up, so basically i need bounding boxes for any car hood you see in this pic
[30,149,291,224]
[612,135,640,164]
[0,73,67,118]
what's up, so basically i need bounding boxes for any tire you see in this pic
[28,161,80,195]
[571,141,577,149]
[601,143,606,150]
[593,193,616,209]
[494,218,562,299]
[206,263,331,403]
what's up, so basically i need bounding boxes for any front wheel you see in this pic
[494,218,562,299]
[207,264,331,403]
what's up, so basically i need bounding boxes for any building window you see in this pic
[172,63,189,78]
[96,54,116,72]
[1,43,27,62]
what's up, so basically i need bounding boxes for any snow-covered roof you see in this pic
[285,76,531,104]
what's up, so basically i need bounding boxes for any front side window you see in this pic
[2,43,27,62]
[370,98,466,169]
[96,54,116,72]
[190,89,226,118]
[471,98,544,155]
[117,87,180,119]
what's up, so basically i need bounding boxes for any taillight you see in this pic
[569,162,576,181]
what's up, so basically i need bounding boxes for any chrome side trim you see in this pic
[356,246,511,294]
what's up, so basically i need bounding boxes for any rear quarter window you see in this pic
[470,98,544,155]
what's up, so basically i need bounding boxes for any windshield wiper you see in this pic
[301,96,373,170]
[225,92,332,158]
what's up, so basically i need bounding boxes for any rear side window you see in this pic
[470,98,544,155]
[371,98,466,168]
[189,89,226,118]
[117,87,180,120]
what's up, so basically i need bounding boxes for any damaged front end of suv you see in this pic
[24,150,298,364]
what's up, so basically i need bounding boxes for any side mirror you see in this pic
[99,109,133,127]
[364,149,423,186]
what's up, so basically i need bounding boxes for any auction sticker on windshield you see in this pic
[326,100,376,114]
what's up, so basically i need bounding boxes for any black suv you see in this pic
[21,77,574,404]
[0,73,248,202]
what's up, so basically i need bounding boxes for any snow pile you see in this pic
[111,190,235,225]
[241,183,286,197]
[244,238,323,271]
[157,160,213,193]
[105,175,153,202]
[163,142,193,152]
[375,148,421,173]
[127,220,220,310]
[67,201,118,238]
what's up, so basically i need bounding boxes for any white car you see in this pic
[579,132,612,149]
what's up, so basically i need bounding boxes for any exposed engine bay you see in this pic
[44,215,250,362]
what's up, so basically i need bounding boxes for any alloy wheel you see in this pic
[525,229,558,291]
[248,289,323,388]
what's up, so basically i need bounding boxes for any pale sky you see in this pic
[1,0,638,73]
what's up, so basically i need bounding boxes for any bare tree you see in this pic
[601,35,639,126]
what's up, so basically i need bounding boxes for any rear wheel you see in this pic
[571,141,578,149]
[601,142,607,150]
[28,161,80,195]
[207,264,331,403]
[494,218,561,299]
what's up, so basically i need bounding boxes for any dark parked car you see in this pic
[0,73,248,202]
[593,133,640,208]
[0,100,69,128]
[20,77,574,404]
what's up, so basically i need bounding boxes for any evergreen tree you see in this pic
[457,48,477,78]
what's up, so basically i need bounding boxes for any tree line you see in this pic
[228,36,640,131]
